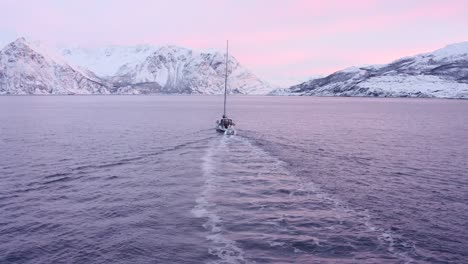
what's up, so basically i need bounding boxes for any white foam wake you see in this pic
[191,137,246,264]
[193,135,416,263]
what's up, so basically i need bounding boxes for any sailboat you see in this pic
[216,40,236,135]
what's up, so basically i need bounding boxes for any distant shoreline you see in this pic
[0,94,467,100]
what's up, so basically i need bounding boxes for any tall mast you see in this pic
[223,40,228,117]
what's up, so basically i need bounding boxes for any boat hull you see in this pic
[216,125,236,135]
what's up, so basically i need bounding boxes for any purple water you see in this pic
[1,96,467,263]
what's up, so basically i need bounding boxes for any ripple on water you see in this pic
[191,135,418,263]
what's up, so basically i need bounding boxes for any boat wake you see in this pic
[193,134,417,263]
[192,137,246,264]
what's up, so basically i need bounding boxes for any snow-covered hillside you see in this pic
[274,42,468,99]
[4,37,467,97]
[61,45,159,77]
[0,38,272,95]
[107,45,272,95]
[0,38,109,95]
[63,45,272,95]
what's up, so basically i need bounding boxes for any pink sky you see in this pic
[1,0,467,86]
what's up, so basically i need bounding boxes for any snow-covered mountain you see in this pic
[106,46,272,94]
[61,45,159,77]
[5,37,467,97]
[62,45,272,95]
[0,38,109,95]
[0,38,272,95]
[274,42,468,99]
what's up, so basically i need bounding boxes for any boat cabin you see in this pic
[218,116,234,128]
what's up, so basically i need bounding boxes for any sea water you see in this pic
[1,96,467,263]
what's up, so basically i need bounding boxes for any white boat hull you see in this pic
[216,125,236,135]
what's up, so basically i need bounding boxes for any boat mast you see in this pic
[223,40,228,117]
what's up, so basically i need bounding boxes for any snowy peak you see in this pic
[0,38,272,95]
[3,37,29,51]
[200,51,241,75]
[4,37,70,68]
[61,44,160,77]
[60,43,272,95]
[0,38,109,95]
[277,41,468,99]
[108,45,272,95]
[3,37,35,52]
[430,42,468,61]
[153,45,191,56]
[388,41,468,66]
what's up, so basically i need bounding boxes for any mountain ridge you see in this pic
[62,43,273,95]
[2,38,468,98]
[1,38,273,95]
[0,38,109,95]
[273,42,468,99]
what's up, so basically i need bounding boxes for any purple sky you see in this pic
[1,0,467,85]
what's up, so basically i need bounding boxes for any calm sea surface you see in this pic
[0,96,467,264]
